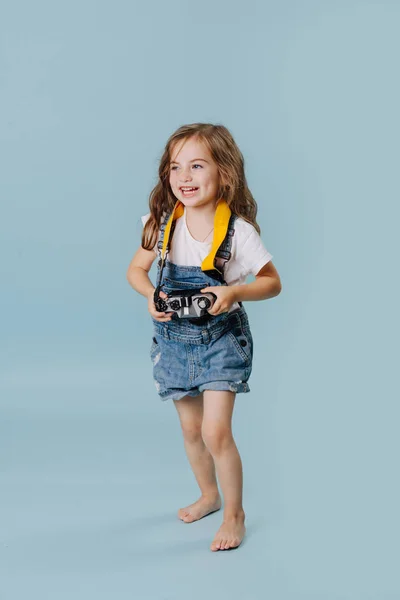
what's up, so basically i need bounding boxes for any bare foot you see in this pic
[178,494,221,523]
[210,512,246,551]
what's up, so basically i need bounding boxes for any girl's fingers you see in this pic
[152,312,171,321]
[209,304,221,315]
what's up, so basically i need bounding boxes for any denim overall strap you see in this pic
[156,210,176,256]
[155,211,177,289]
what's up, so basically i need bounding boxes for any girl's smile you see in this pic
[180,186,199,198]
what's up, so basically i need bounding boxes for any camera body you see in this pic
[155,288,217,319]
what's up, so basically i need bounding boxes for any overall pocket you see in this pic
[149,335,165,392]
[150,336,161,363]
[227,325,253,366]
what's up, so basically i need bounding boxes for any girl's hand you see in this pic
[147,289,172,322]
[200,286,238,316]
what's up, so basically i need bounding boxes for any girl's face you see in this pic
[169,137,220,209]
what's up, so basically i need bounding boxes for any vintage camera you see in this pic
[154,288,217,319]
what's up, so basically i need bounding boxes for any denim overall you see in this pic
[150,214,254,402]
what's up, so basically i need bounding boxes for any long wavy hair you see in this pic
[141,122,260,251]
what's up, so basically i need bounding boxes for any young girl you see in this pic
[127,123,281,552]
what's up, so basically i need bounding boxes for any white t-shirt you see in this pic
[141,208,273,312]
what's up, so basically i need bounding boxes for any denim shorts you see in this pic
[150,307,254,402]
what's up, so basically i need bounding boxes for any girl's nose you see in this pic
[179,166,193,181]
[180,173,193,182]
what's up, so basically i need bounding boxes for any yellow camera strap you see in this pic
[161,199,232,276]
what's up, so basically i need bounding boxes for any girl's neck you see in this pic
[184,200,218,227]
[184,200,219,243]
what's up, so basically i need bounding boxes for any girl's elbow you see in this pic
[273,278,282,297]
[126,266,136,286]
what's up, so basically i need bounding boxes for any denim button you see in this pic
[240,339,247,347]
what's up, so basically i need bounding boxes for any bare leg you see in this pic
[202,390,246,551]
[174,393,221,522]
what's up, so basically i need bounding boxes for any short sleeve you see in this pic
[141,213,150,227]
[237,228,273,277]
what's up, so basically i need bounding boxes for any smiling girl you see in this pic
[127,123,282,551]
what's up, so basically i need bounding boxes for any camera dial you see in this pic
[196,297,211,310]
[169,299,181,311]
[156,299,168,312]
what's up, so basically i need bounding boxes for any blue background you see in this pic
[1,1,399,598]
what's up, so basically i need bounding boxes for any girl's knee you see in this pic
[201,424,233,454]
[181,421,203,444]
[174,394,204,444]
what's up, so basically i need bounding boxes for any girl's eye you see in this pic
[170,164,203,171]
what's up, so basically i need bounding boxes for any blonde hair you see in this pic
[141,122,260,251]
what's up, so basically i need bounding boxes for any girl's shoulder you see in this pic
[140,211,168,227]
[231,216,273,274]
[141,212,150,227]
[140,211,169,255]
[232,216,261,243]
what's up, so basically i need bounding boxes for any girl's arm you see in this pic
[233,261,282,302]
[202,261,281,316]
[127,246,173,322]
[126,246,157,298]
